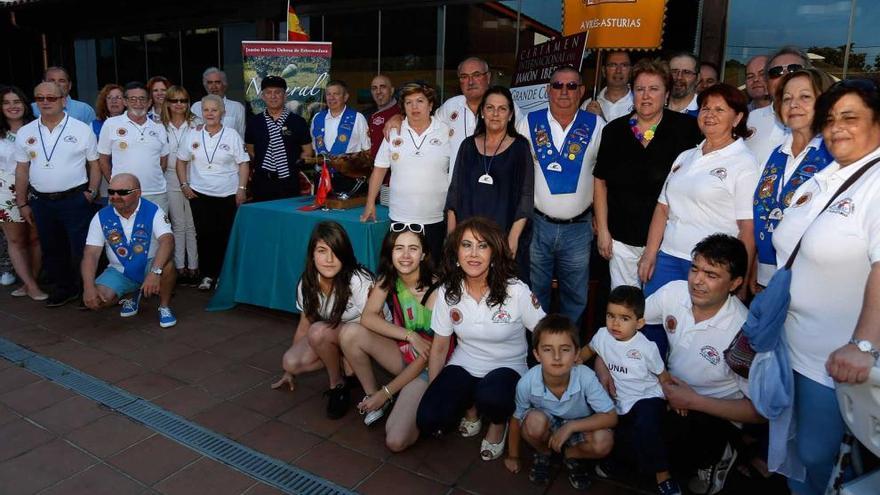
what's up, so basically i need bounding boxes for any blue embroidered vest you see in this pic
[99,199,158,284]
[527,109,596,194]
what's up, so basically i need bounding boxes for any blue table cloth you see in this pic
[208,196,389,312]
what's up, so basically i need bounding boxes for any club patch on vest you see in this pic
[665,315,677,333]
[700,345,721,365]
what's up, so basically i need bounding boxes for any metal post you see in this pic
[842,0,857,78]
[437,5,446,101]
[377,10,382,75]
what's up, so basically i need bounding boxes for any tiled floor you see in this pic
[0,285,650,494]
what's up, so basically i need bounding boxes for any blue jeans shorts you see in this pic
[95,260,153,298]
[523,409,588,447]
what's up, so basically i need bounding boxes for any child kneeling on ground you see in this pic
[504,314,617,490]
[582,285,680,495]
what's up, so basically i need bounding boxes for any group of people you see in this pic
[1,43,879,495]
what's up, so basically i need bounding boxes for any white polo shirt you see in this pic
[435,95,525,176]
[176,126,249,197]
[375,117,451,224]
[192,97,246,138]
[432,279,546,377]
[781,148,880,388]
[755,135,824,285]
[165,118,203,191]
[745,105,787,168]
[516,109,605,220]
[14,114,98,193]
[579,87,634,123]
[85,199,173,274]
[646,280,749,399]
[97,114,170,195]
[295,270,373,323]
[309,106,370,154]
[589,327,665,414]
[0,133,16,175]
[659,138,759,259]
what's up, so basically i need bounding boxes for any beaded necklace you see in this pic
[629,117,659,143]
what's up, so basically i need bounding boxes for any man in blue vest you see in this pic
[516,65,605,326]
[81,173,177,328]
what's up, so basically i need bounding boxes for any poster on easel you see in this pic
[241,41,332,123]
[511,32,588,112]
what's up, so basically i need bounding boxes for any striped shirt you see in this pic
[261,109,291,178]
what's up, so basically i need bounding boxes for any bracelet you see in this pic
[237,186,246,190]
[181,183,190,188]
[381,385,393,401]
[404,330,413,342]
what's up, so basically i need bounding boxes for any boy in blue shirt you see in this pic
[504,314,617,490]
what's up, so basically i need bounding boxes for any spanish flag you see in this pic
[287,1,309,41]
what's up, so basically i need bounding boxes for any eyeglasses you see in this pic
[167,98,189,104]
[767,64,804,80]
[549,81,582,91]
[106,96,123,101]
[125,96,149,103]
[458,71,488,81]
[670,69,697,78]
[107,188,140,196]
[390,222,424,234]
[34,96,61,102]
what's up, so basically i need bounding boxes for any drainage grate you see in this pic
[0,337,354,495]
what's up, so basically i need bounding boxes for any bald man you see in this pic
[82,173,177,328]
[367,74,399,160]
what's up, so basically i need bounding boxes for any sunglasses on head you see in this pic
[167,98,189,104]
[549,81,582,91]
[107,188,140,196]
[390,222,424,234]
[34,96,61,102]
[767,64,804,80]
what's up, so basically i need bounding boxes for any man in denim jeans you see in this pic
[516,66,605,325]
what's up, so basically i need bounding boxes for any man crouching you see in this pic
[81,173,177,327]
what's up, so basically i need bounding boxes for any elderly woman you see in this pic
[161,86,201,285]
[640,83,759,298]
[445,86,533,279]
[0,86,46,300]
[92,84,125,136]
[416,217,545,461]
[771,79,880,495]
[594,58,701,289]
[751,69,832,291]
[175,94,249,290]
[147,76,171,123]
[361,82,452,262]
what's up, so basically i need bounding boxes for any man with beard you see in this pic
[667,53,700,117]
[580,50,634,123]
[744,55,770,111]
[98,82,171,213]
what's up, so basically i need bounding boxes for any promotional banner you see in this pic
[563,0,667,49]
[241,41,332,122]
[510,32,588,113]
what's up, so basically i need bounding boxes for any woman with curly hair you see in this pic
[272,221,374,420]
[92,84,125,136]
[416,216,545,461]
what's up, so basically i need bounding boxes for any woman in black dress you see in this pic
[445,86,533,279]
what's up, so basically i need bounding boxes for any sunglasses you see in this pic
[107,188,140,196]
[34,96,61,102]
[767,64,804,80]
[549,81,582,91]
[167,98,189,104]
[390,222,424,234]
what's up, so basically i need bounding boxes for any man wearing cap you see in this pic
[245,76,312,202]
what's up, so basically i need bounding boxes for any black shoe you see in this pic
[323,383,350,419]
[343,374,361,392]
[46,292,78,308]
[565,458,592,491]
[529,452,551,485]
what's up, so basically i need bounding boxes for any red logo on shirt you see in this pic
[192,142,200,150]
[117,127,127,137]
[793,192,812,208]
[392,138,403,147]
[626,349,642,360]
[700,345,721,365]
[450,111,459,121]
[665,315,677,333]
[26,136,36,146]
[450,307,462,325]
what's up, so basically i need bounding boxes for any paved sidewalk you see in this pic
[0,285,647,495]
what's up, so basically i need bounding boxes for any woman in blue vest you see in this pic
[751,68,832,291]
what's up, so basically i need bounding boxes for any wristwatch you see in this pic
[150,266,163,276]
[86,188,97,199]
[849,338,880,361]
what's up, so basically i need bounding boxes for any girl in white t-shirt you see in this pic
[416,217,545,461]
[271,221,374,420]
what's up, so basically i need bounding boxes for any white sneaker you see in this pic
[688,443,738,495]
[0,272,15,286]
[198,277,214,291]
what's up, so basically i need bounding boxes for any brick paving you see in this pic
[0,284,651,494]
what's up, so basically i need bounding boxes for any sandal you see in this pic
[529,452,551,485]
[458,416,482,437]
[479,423,508,461]
[565,458,592,490]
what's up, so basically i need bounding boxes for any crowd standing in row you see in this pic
[1,44,879,495]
